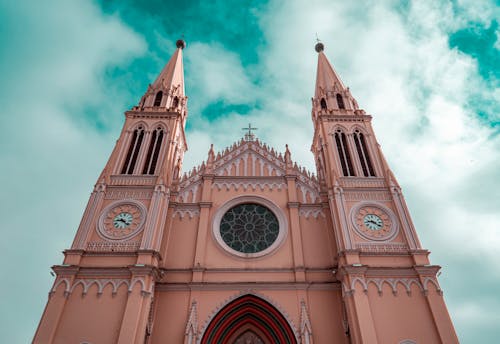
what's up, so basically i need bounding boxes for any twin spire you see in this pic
[136,38,359,117]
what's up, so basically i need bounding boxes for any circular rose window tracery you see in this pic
[220,203,279,254]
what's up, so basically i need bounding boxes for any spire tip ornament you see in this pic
[176,39,186,49]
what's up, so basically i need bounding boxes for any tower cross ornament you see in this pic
[242,123,258,141]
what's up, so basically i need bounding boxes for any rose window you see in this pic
[219,203,279,254]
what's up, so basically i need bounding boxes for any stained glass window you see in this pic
[220,203,279,254]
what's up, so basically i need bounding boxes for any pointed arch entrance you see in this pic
[201,294,297,344]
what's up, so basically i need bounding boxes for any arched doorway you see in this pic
[201,294,297,344]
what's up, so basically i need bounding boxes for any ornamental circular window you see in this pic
[213,196,288,258]
[220,203,279,254]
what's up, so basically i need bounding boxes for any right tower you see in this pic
[311,42,459,343]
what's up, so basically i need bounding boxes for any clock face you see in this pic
[98,201,146,241]
[113,212,133,229]
[352,204,397,241]
[363,214,383,230]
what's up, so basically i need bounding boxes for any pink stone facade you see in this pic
[34,40,458,343]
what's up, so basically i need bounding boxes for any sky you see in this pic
[0,0,499,342]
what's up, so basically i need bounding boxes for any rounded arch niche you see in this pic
[200,294,298,344]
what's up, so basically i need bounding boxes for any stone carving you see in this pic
[50,277,151,296]
[172,208,200,219]
[354,242,407,253]
[185,301,198,344]
[298,207,326,219]
[86,241,140,252]
[299,300,313,344]
[105,188,153,200]
[212,179,286,192]
[344,276,441,296]
[110,175,157,186]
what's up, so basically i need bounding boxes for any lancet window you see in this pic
[142,127,164,175]
[320,98,327,110]
[334,129,354,176]
[172,96,179,108]
[153,91,163,107]
[121,126,145,174]
[353,130,375,177]
[336,93,345,109]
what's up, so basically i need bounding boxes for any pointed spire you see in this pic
[152,39,186,95]
[138,39,187,111]
[313,41,358,112]
[314,42,346,99]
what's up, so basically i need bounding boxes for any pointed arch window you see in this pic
[153,91,163,107]
[121,126,145,174]
[142,127,164,175]
[353,130,375,177]
[172,96,179,108]
[320,98,327,110]
[336,93,345,109]
[334,129,355,176]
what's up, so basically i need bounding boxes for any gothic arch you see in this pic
[130,121,148,131]
[200,294,298,344]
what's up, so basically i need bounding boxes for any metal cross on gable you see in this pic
[242,123,258,141]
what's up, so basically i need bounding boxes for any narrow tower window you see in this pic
[142,127,164,175]
[336,93,345,109]
[320,98,327,110]
[154,91,163,107]
[172,96,179,108]
[353,130,375,177]
[334,130,355,176]
[121,126,145,174]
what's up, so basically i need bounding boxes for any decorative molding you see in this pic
[344,191,392,201]
[298,206,326,219]
[343,276,441,296]
[185,301,199,344]
[355,242,408,253]
[50,277,151,296]
[339,177,386,188]
[211,195,288,259]
[299,300,313,344]
[173,208,201,219]
[86,241,140,252]
[156,282,340,292]
[105,188,153,200]
[110,175,157,186]
[212,178,287,192]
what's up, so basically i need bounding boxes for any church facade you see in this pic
[34,39,458,344]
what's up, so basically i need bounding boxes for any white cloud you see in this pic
[0,0,146,342]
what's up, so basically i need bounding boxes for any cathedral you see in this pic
[34,39,458,343]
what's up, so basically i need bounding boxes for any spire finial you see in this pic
[176,37,186,49]
[315,41,324,53]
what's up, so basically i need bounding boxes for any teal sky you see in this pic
[1,0,499,342]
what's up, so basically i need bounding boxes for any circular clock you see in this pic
[97,200,147,241]
[351,203,398,241]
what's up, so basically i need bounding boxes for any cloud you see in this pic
[0,0,146,342]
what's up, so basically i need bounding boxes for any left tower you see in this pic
[34,40,188,344]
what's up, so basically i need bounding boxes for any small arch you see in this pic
[172,96,179,108]
[320,98,327,110]
[200,294,297,344]
[336,93,345,109]
[153,91,163,107]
